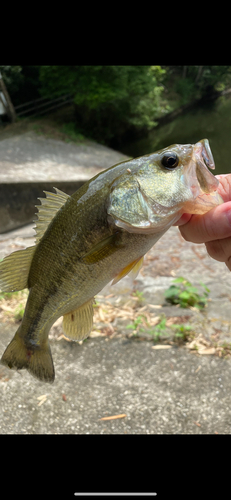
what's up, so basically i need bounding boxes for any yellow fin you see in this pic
[0,246,36,292]
[62,299,95,341]
[35,187,69,243]
[82,233,121,264]
[112,256,144,285]
[1,326,55,382]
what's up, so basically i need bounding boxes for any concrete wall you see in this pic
[0,181,84,233]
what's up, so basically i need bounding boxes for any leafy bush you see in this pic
[164,277,210,310]
[38,66,167,146]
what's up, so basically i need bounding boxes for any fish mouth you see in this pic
[195,138,215,170]
[193,139,218,191]
[183,139,223,214]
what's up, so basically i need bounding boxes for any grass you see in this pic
[0,105,89,145]
[1,286,230,357]
[61,122,85,142]
[126,312,193,343]
[0,266,228,358]
[31,119,86,144]
[164,277,210,310]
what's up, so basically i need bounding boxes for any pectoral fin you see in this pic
[62,298,95,341]
[112,256,144,285]
[0,246,36,292]
[82,233,122,264]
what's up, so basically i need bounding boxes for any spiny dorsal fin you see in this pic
[34,187,69,243]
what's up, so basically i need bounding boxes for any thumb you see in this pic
[179,202,231,244]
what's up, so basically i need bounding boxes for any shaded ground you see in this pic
[0,224,231,434]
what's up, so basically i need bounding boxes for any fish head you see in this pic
[108,139,223,233]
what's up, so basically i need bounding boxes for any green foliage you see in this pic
[0,291,15,300]
[163,65,231,106]
[173,77,196,105]
[3,64,231,148]
[0,66,24,95]
[171,323,192,342]
[0,66,42,107]
[38,66,167,145]
[164,277,210,310]
[0,290,28,322]
[125,311,192,344]
[14,303,25,321]
[126,315,146,333]
[150,315,168,340]
[132,290,145,306]
[61,123,85,142]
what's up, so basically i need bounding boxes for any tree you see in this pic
[38,66,167,146]
[0,66,23,96]
[0,71,16,122]
[163,66,231,105]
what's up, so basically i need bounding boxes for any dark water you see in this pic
[122,94,231,175]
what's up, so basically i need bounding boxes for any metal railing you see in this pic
[14,94,73,118]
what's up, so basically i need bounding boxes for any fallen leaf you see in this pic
[37,394,48,406]
[61,334,72,342]
[0,304,15,312]
[187,334,214,354]
[152,345,172,350]
[37,394,47,400]
[90,330,106,338]
[198,347,216,355]
[99,413,127,421]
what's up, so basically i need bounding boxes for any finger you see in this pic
[205,238,231,271]
[216,174,231,203]
[175,175,231,228]
[179,201,231,244]
[173,213,192,226]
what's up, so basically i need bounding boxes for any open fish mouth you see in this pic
[183,139,223,214]
[195,138,215,170]
[193,138,219,192]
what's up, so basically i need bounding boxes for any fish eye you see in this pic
[161,153,179,169]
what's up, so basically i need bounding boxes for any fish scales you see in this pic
[0,139,223,382]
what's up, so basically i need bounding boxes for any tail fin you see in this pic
[1,327,55,383]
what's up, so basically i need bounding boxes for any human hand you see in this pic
[176,174,231,271]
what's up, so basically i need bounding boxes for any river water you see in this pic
[122,93,231,175]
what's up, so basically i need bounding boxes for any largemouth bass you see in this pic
[0,139,223,382]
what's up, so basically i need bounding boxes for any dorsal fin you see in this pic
[34,187,69,243]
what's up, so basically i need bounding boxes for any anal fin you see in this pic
[62,298,95,341]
